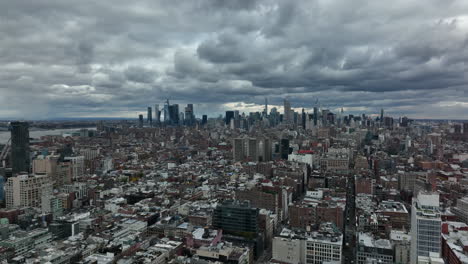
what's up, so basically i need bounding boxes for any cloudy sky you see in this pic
[1,0,467,119]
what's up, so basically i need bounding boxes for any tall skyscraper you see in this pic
[313,107,318,126]
[10,121,30,174]
[264,97,268,117]
[202,115,208,126]
[185,104,194,126]
[284,99,291,123]
[301,108,306,129]
[147,107,152,125]
[164,100,170,123]
[138,114,144,128]
[168,104,180,125]
[380,108,384,122]
[225,111,234,126]
[280,138,290,159]
[154,104,160,123]
[410,192,441,263]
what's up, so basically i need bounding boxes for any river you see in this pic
[0,128,96,144]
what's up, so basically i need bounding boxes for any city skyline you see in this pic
[1,1,468,119]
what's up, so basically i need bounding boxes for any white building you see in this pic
[356,232,394,264]
[410,192,442,263]
[272,223,343,264]
[5,174,52,209]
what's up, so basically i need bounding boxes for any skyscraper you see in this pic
[380,108,384,123]
[301,108,306,129]
[147,107,152,125]
[202,115,208,126]
[155,104,160,123]
[138,114,144,128]
[185,104,194,126]
[225,111,234,126]
[168,104,180,125]
[10,121,30,174]
[410,192,441,263]
[280,138,290,159]
[313,107,318,126]
[264,97,268,117]
[164,100,170,123]
[284,99,291,123]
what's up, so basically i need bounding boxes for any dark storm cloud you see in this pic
[0,0,467,119]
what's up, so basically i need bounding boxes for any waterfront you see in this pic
[0,128,96,144]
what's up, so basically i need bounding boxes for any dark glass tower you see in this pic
[212,200,259,235]
[10,121,30,174]
[280,138,290,159]
[147,107,152,125]
[225,111,234,125]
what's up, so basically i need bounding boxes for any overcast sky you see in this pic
[0,0,467,119]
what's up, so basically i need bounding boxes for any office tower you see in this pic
[138,114,144,128]
[10,121,30,174]
[264,98,268,117]
[380,108,384,122]
[154,104,160,123]
[410,192,441,263]
[225,111,234,126]
[280,138,290,159]
[233,138,244,161]
[234,110,240,120]
[246,138,258,161]
[167,104,179,125]
[322,109,330,126]
[284,99,291,123]
[185,104,194,126]
[147,107,152,125]
[257,137,272,162]
[464,123,468,134]
[164,100,170,123]
[202,115,208,126]
[212,200,259,235]
[5,174,52,209]
[301,108,306,129]
[313,107,318,126]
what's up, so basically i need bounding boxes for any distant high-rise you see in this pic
[313,107,318,126]
[155,104,160,123]
[264,98,268,117]
[10,121,30,174]
[147,107,152,125]
[284,99,291,123]
[301,108,306,129]
[185,104,194,126]
[168,104,180,125]
[164,100,170,123]
[225,111,234,126]
[380,108,384,122]
[280,138,290,159]
[138,114,144,128]
[202,115,208,126]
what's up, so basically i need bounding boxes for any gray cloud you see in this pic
[0,0,467,119]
